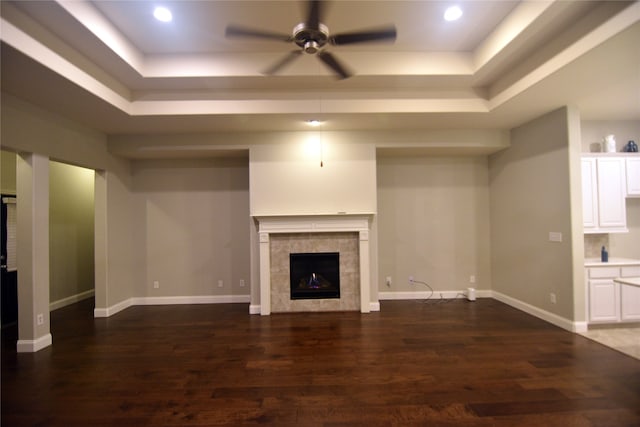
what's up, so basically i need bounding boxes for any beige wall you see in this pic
[581,120,640,260]
[377,156,491,293]
[250,134,377,216]
[1,150,17,194]
[49,161,95,304]
[131,158,250,297]
[489,107,575,320]
[1,94,135,310]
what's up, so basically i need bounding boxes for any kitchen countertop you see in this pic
[614,277,640,287]
[585,257,640,267]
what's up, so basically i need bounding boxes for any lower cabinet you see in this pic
[586,264,640,324]
[621,284,640,321]
[589,279,619,322]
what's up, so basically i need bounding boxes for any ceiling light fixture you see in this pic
[307,120,321,127]
[153,6,173,22]
[444,6,463,22]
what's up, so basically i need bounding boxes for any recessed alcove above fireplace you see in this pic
[254,214,374,315]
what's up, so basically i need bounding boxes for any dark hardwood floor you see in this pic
[2,298,639,426]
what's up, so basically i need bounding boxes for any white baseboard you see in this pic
[94,298,133,318]
[491,291,577,332]
[50,289,95,312]
[17,333,52,353]
[249,304,261,314]
[379,289,491,300]
[370,301,380,311]
[95,294,251,318]
[132,295,250,306]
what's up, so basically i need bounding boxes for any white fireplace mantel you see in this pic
[254,213,374,315]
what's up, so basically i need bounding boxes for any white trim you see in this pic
[249,304,261,314]
[17,333,52,353]
[50,289,95,311]
[94,295,250,317]
[370,301,380,312]
[94,298,133,318]
[491,291,577,332]
[379,290,491,300]
[132,295,250,306]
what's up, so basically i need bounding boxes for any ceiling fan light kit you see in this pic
[225,0,396,79]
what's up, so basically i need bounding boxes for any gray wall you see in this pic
[131,158,250,298]
[377,156,491,293]
[489,107,575,320]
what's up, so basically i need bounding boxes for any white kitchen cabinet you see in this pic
[626,157,640,197]
[582,156,627,233]
[589,279,619,322]
[582,158,599,229]
[586,263,640,324]
[620,284,640,321]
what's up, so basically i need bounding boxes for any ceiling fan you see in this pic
[225,0,397,79]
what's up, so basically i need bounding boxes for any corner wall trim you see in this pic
[50,289,95,312]
[17,333,52,353]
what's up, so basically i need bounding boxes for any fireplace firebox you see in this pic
[289,252,340,300]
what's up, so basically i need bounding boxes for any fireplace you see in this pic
[254,214,374,315]
[290,252,340,300]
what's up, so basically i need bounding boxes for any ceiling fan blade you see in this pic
[263,50,303,75]
[330,26,397,45]
[317,51,352,79]
[225,25,292,42]
[306,0,322,31]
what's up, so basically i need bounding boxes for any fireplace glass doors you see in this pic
[289,252,340,300]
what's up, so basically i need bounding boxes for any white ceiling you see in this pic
[1,0,639,150]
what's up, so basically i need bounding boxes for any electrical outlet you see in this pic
[550,293,557,304]
[153,280,159,289]
[409,276,414,285]
[239,279,245,287]
[37,314,44,325]
[470,275,476,284]
[385,276,392,287]
[218,280,224,288]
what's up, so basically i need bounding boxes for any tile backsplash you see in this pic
[584,234,610,258]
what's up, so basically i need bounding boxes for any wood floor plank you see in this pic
[2,299,640,426]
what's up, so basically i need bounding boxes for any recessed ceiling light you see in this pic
[307,120,321,127]
[444,6,463,22]
[153,6,173,22]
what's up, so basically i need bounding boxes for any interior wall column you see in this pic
[16,152,51,352]
[258,232,270,315]
[93,170,107,316]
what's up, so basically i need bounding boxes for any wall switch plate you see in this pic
[239,279,245,287]
[218,280,224,288]
[37,314,44,325]
[153,281,159,289]
[549,232,562,242]
[385,276,392,287]
[550,293,557,304]
[470,275,476,284]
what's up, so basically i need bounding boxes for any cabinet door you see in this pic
[582,158,599,229]
[589,279,619,322]
[626,157,640,197]
[621,284,640,321]
[596,158,627,228]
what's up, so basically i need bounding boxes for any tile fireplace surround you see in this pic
[254,215,374,315]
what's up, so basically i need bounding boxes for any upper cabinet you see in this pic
[626,157,640,197]
[582,155,628,233]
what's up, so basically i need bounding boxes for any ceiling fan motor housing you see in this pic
[293,23,329,54]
